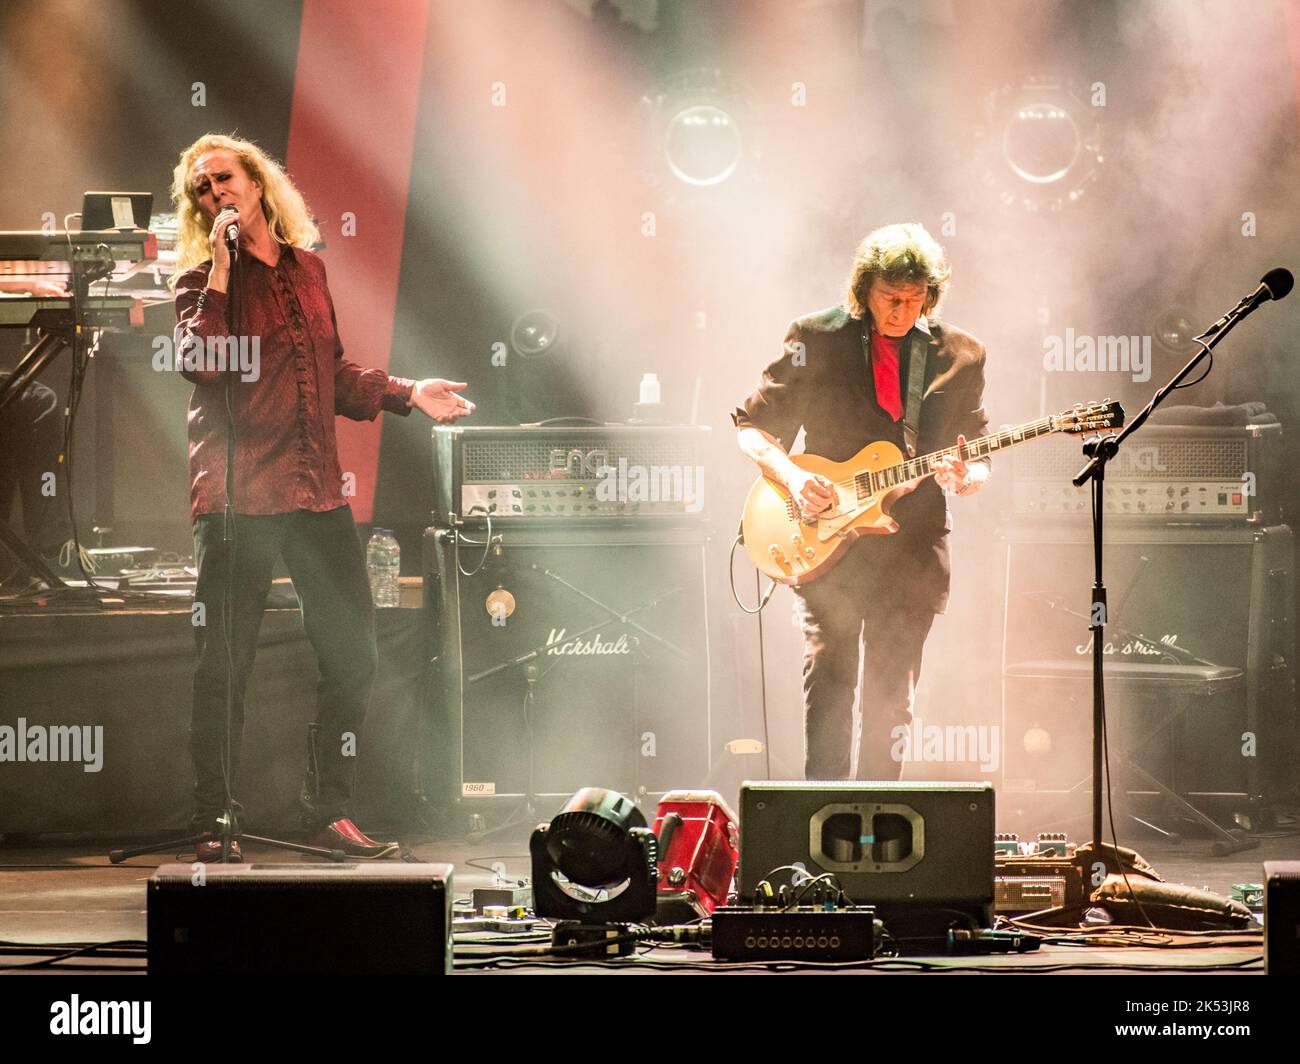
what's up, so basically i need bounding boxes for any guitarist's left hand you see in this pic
[934,435,989,497]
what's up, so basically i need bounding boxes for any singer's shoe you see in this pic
[195,834,243,863]
[311,818,399,859]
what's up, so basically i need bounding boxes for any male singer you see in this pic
[172,133,474,860]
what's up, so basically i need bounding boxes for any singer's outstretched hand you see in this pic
[411,379,475,423]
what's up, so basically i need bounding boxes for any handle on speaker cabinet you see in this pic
[656,812,683,874]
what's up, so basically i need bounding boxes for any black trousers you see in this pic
[792,534,946,781]
[0,375,72,555]
[190,505,377,829]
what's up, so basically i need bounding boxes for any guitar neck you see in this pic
[866,417,1058,492]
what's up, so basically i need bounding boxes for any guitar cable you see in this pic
[727,534,776,614]
[729,534,775,778]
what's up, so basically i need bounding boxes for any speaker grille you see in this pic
[1014,432,1247,480]
[426,528,712,800]
[462,434,702,482]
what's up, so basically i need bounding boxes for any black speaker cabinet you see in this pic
[147,862,452,974]
[1000,522,1296,819]
[737,781,994,932]
[423,525,712,809]
[1265,861,1300,975]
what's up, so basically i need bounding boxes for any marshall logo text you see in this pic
[545,628,631,656]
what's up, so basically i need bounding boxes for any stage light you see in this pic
[974,77,1104,213]
[641,68,756,191]
[1152,305,1200,356]
[509,308,560,359]
[501,307,590,422]
[664,104,743,188]
[530,787,658,953]
[1003,103,1081,186]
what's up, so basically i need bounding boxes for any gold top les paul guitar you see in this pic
[741,399,1124,585]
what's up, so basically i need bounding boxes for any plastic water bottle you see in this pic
[639,373,661,405]
[634,372,664,423]
[366,528,401,608]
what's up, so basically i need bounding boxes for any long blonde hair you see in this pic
[169,133,321,284]
[845,222,950,320]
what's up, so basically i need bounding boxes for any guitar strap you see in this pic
[902,326,928,458]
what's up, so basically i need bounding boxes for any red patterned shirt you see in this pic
[173,245,415,520]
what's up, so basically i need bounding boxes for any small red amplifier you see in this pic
[652,790,739,923]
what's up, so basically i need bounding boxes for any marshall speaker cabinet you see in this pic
[424,525,712,809]
[999,520,1296,825]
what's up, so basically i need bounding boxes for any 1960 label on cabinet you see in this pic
[462,782,497,796]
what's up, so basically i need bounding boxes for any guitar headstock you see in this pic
[1053,399,1125,435]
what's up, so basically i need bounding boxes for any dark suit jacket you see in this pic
[733,304,990,611]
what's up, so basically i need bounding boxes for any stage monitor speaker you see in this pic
[424,525,712,809]
[147,862,452,975]
[737,781,994,933]
[1000,522,1296,813]
[1265,861,1300,975]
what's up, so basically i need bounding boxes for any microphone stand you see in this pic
[463,573,683,840]
[1071,284,1279,859]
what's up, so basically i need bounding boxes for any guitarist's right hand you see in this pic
[788,470,835,517]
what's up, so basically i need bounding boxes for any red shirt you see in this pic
[173,245,415,520]
[871,328,904,421]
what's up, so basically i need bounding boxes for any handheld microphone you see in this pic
[216,206,239,248]
[1203,267,1293,337]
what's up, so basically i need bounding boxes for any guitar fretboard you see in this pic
[854,417,1057,496]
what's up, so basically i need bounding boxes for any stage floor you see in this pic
[1,829,1290,975]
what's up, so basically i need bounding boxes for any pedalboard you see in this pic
[993,833,1086,915]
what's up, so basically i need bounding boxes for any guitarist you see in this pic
[733,223,990,780]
